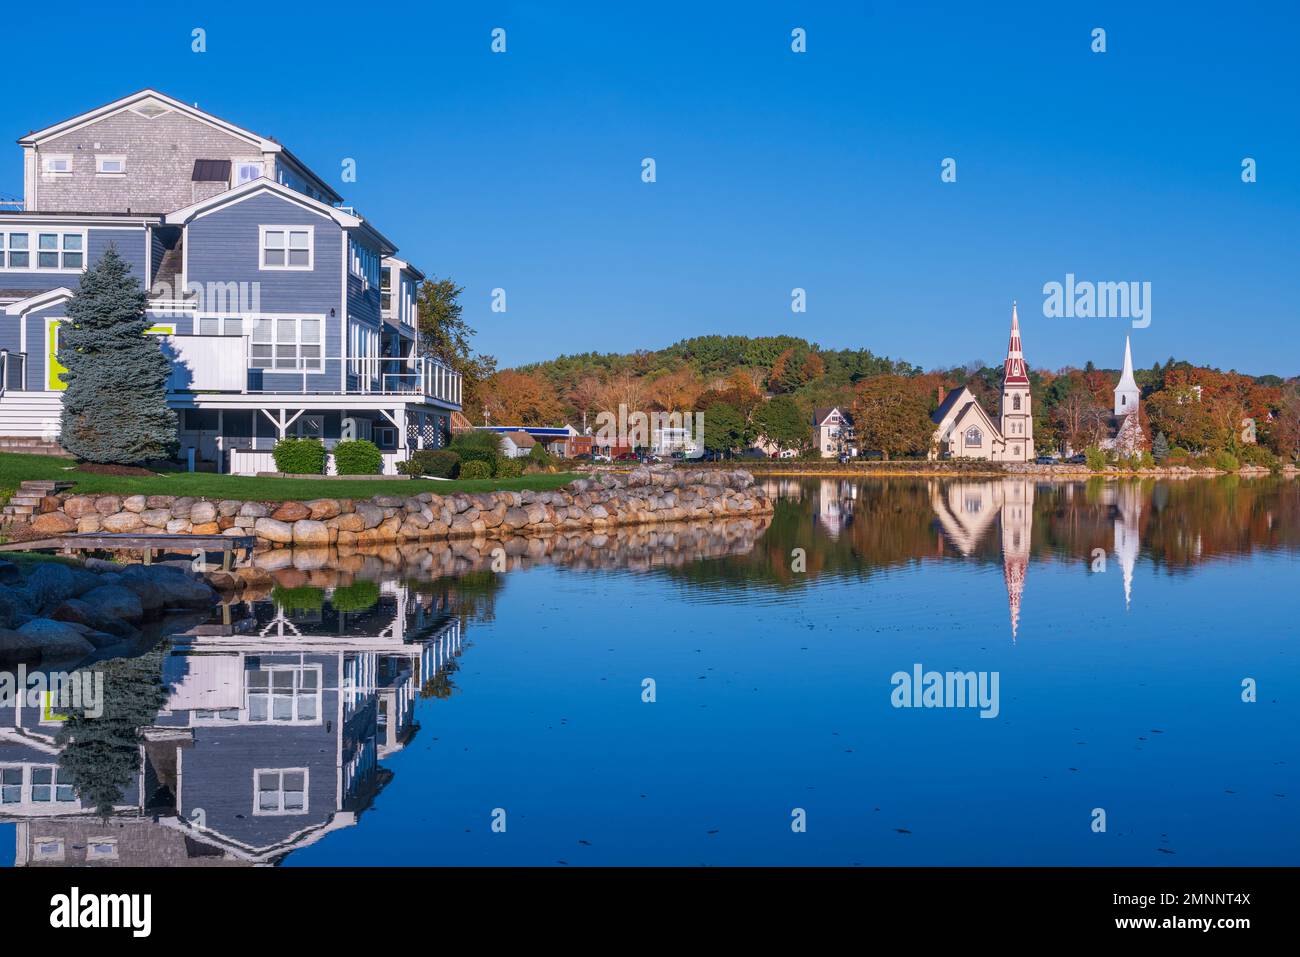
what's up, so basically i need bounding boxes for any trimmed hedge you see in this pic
[398,449,461,477]
[272,438,326,474]
[333,439,383,475]
[458,459,492,480]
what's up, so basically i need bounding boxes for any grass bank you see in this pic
[0,452,579,503]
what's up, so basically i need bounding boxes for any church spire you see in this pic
[1003,301,1029,385]
[1114,335,1140,416]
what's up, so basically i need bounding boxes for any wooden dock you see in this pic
[0,532,255,570]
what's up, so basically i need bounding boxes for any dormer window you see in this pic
[234,160,265,185]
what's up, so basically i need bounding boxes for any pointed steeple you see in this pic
[1003,301,1029,385]
[1114,335,1140,416]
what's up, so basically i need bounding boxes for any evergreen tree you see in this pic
[1152,431,1170,462]
[58,245,176,463]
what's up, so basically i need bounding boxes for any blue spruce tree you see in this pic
[58,245,176,463]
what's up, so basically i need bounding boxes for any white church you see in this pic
[930,303,1036,462]
[1099,336,1146,456]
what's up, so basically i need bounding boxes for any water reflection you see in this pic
[2,475,1295,865]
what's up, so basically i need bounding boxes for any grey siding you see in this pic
[32,109,261,213]
[185,192,344,392]
[0,224,148,294]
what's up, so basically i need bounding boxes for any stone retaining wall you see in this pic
[22,468,771,548]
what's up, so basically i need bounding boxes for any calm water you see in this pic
[3,476,1297,866]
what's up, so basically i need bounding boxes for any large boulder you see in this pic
[62,495,98,519]
[189,501,217,524]
[254,517,294,544]
[119,565,216,610]
[121,494,148,513]
[30,512,75,535]
[101,511,144,533]
[16,619,94,659]
[353,503,384,530]
[139,508,171,528]
[77,584,144,622]
[0,627,42,662]
[272,501,311,522]
[21,563,102,613]
[292,520,331,546]
[307,499,341,520]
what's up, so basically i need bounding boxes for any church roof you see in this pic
[1003,302,1030,385]
[1116,335,1139,394]
[931,388,968,425]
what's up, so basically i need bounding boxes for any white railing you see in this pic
[162,336,462,404]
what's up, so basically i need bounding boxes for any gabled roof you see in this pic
[2,286,74,316]
[930,388,968,425]
[813,406,853,428]
[18,89,342,204]
[163,178,396,255]
[504,431,537,447]
[383,256,425,282]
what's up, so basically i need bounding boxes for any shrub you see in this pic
[332,439,382,475]
[271,585,324,612]
[1138,452,1156,470]
[398,449,461,477]
[331,580,381,612]
[527,443,552,463]
[1212,450,1240,471]
[450,431,503,473]
[1166,446,1192,466]
[495,457,524,478]
[272,438,326,474]
[1238,444,1280,470]
[459,459,492,480]
[1084,446,1107,471]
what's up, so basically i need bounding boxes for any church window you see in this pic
[964,427,982,447]
[1013,395,1021,411]
[1121,395,1127,407]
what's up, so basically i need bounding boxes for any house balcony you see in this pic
[162,335,461,406]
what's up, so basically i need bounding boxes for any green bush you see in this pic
[332,439,382,475]
[1212,450,1240,471]
[1084,446,1107,470]
[459,459,492,480]
[527,443,552,463]
[1238,444,1279,470]
[450,430,503,471]
[272,438,326,474]
[331,580,381,612]
[495,456,524,478]
[271,585,324,612]
[398,449,461,477]
[1138,452,1156,469]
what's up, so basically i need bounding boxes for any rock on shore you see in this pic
[21,467,772,550]
[0,558,218,664]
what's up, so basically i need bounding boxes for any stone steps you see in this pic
[1,479,74,525]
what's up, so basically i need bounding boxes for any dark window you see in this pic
[192,159,232,182]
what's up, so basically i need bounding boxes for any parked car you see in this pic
[1065,454,1087,464]
[1034,455,1059,465]
[740,448,769,460]
[593,454,612,463]
[614,452,639,462]
[778,448,798,459]
[573,453,594,461]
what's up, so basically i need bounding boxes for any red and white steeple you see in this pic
[1003,301,1030,385]
[998,301,1034,461]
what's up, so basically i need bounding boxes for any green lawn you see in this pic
[0,452,579,503]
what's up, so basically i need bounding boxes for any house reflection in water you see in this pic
[0,580,464,866]
[930,479,1035,641]
[813,479,858,539]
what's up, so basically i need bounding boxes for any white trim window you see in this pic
[1,230,85,272]
[249,315,322,371]
[259,225,313,270]
[254,768,308,815]
[0,231,30,269]
[198,316,246,336]
[42,154,72,175]
[0,764,76,806]
[348,237,379,289]
[965,427,983,448]
[96,155,126,175]
[246,664,322,723]
[234,158,265,185]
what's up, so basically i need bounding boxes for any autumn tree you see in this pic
[478,370,565,426]
[752,395,808,453]
[849,375,934,460]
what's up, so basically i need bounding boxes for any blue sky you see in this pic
[2,1,1296,375]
